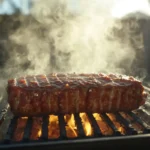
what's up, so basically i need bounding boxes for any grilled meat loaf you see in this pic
[7,73,147,116]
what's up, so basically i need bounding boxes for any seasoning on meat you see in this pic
[7,73,147,116]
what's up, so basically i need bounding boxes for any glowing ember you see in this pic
[106,113,126,135]
[13,117,28,141]
[48,115,60,139]
[12,112,141,141]
[93,113,113,135]
[30,117,42,140]
[79,113,93,136]
[64,114,78,138]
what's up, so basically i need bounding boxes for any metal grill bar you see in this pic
[74,113,85,138]
[4,116,18,143]
[101,114,121,136]
[87,113,102,137]
[128,112,150,133]
[23,117,32,141]
[115,113,137,135]
[58,114,67,139]
[41,116,49,140]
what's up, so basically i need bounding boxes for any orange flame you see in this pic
[79,113,93,136]
[93,113,113,136]
[64,114,78,138]
[30,117,42,140]
[106,113,126,135]
[13,112,139,141]
[48,115,60,139]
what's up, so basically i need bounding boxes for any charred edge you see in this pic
[128,112,150,133]
[41,116,49,140]
[23,117,32,141]
[58,114,67,139]
[115,112,137,135]
[101,114,121,136]
[85,88,91,112]
[45,75,50,85]
[74,113,85,138]
[4,116,18,143]
[87,113,102,137]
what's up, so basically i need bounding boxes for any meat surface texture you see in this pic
[7,73,147,116]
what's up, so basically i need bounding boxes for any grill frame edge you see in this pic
[0,133,150,149]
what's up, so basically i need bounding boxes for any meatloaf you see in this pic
[7,73,147,116]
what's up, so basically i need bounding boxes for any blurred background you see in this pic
[0,0,150,106]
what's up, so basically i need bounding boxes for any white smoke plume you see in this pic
[8,0,136,75]
[0,0,149,105]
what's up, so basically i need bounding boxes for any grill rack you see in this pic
[0,86,150,149]
[0,111,150,149]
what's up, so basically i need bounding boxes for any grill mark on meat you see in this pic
[44,74,50,111]
[126,90,129,109]
[34,76,40,87]
[57,76,61,113]
[47,93,50,112]
[108,88,114,111]
[116,89,122,110]
[15,97,19,111]
[66,91,69,113]
[75,90,79,112]
[24,76,29,87]
[45,74,50,85]
[99,89,104,112]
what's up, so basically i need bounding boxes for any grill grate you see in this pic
[0,112,149,149]
[2,111,150,143]
[41,116,48,140]
[4,116,18,143]
[100,114,121,136]
[87,113,102,137]
[115,112,137,135]
[74,113,85,138]
[58,114,67,139]
[23,117,33,141]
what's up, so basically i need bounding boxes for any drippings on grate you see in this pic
[106,113,126,135]
[93,113,113,136]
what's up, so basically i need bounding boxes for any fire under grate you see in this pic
[0,111,150,149]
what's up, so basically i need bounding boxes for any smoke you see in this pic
[0,0,149,105]
[13,0,134,74]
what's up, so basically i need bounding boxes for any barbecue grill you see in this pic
[0,86,150,150]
